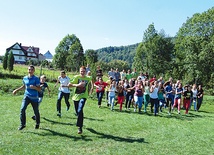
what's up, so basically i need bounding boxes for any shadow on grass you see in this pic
[162,111,203,121]
[86,128,148,144]
[43,117,75,126]
[43,117,104,125]
[28,128,93,141]
[84,117,104,122]
[197,110,214,114]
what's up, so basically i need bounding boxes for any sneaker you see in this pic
[78,127,82,134]
[168,112,171,115]
[134,108,136,112]
[35,124,39,129]
[18,125,26,130]
[66,104,70,111]
[178,111,180,114]
[31,116,36,120]
[57,113,61,117]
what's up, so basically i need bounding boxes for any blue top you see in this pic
[39,82,48,97]
[165,85,173,99]
[23,75,40,102]
[86,67,90,74]
[114,72,121,81]
[175,88,183,99]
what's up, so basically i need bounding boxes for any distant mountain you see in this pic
[95,43,139,67]
[44,50,53,59]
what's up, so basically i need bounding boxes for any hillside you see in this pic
[96,43,139,66]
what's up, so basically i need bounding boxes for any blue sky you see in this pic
[0,0,213,56]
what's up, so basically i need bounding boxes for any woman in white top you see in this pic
[150,81,159,116]
[143,80,150,112]
[191,84,198,111]
[108,80,117,111]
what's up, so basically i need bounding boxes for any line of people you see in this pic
[93,68,204,116]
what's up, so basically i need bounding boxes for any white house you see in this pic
[6,42,40,64]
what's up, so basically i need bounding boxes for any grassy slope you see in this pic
[0,92,214,155]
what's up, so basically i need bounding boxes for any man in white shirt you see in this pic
[54,70,71,117]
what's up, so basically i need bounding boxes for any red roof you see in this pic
[22,46,40,56]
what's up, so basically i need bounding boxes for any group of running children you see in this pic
[93,68,204,116]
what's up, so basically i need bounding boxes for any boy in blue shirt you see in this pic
[13,65,41,130]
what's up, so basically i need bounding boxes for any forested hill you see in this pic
[95,43,139,66]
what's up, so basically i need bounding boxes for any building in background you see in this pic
[6,42,53,64]
[6,42,39,64]
[43,50,53,62]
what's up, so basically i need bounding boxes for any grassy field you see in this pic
[0,64,77,82]
[0,83,214,155]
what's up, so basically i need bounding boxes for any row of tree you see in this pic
[3,51,14,72]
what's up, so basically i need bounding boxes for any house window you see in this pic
[19,51,22,55]
[19,56,22,60]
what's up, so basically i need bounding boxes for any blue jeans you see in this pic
[197,97,203,111]
[125,94,133,108]
[134,96,143,109]
[193,97,197,110]
[73,98,86,128]
[97,91,104,106]
[20,96,40,126]
[150,98,159,115]
[38,97,43,105]
[57,91,70,113]
[109,96,115,109]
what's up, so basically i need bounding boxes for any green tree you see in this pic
[66,40,85,71]
[133,24,174,76]
[85,49,98,65]
[3,51,8,70]
[175,7,214,85]
[132,43,144,72]
[108,60,129,72]
[41,60,49,68]
[53,34,84,71]
[7,51,14,72]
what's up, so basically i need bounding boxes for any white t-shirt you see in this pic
[150,87,159,99]
[58,76,70,93]
[192,89,197,98]
[109,86,116,97]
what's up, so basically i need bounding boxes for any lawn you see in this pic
[0,88,214,155]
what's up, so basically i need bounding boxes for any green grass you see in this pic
[0,64,77,82]
[1,90,214,155]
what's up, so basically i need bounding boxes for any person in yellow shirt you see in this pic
[68,66,93,134]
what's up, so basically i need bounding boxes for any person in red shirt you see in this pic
[149,75,156,84]
[94,78,109,108]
